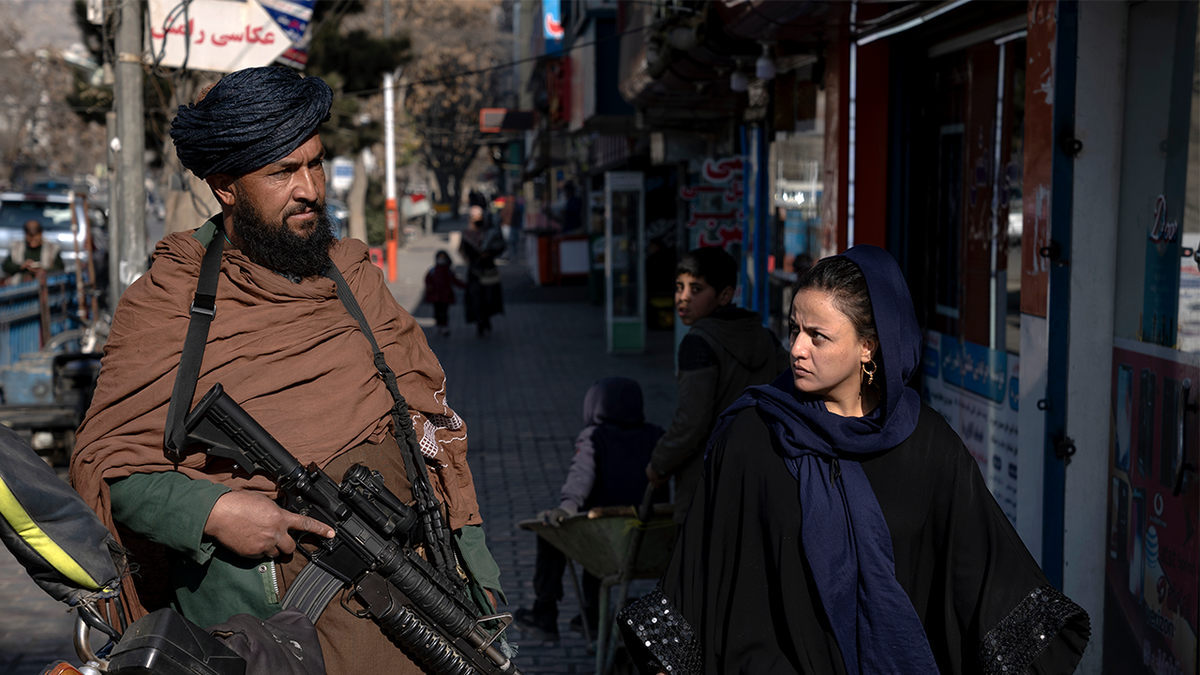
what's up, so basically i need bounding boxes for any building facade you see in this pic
[513,2,1200,671]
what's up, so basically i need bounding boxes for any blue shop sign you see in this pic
[543,0,563,55]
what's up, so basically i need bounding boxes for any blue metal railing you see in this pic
[0,274,82,367]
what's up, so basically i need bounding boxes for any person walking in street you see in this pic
[469,189,490,227]
[70,66,506,675]
[645,246,788,525]
[4,219,64,284]
[621,246,1091,674]
[513,376,667,643]
[460,204,505,337]
[424,249,465,337]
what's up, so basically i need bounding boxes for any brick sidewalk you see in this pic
[0,219,679,674]
[397,219,677,673]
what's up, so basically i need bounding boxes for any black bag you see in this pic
[209,608,326,675]
[104,607,325,675]
[106,608,246,675]
[477,267,502,286]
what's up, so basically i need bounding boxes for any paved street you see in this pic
[0,215,678,674]
[395,219,676,674]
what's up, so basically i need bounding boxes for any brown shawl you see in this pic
[70,220,479,618]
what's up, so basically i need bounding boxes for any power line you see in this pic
[340,15,667,98]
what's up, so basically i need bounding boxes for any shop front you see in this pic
[1103,2,1200,672]
[882,1,1039,554]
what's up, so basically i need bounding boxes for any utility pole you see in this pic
[383,3,398,282]
[106,111,119,311]
[114,0,146,300]
[384,70,398,282]
[396,76,406,243]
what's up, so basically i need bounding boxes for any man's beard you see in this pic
[233,197,334,278]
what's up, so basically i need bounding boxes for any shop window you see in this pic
[772,134,824,273]
[1004,42,1026,356]
[934,124,964,321]
[907,29,1027,533]
[919,39,1024,354]
[1112,2,1200,352]
[1104,3,1200,673]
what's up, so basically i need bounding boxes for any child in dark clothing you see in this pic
[514,376,667,642]
[645,247,789,525]
[423,249,465,337]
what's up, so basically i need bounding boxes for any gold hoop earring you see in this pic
[862,360,877,386]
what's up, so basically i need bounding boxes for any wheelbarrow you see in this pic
[518,486,676,675]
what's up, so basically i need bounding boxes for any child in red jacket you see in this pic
[424,250,465,337]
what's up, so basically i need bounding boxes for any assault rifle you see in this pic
[183,383,520,675]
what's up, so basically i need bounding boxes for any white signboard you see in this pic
[148,0,290,74]
[330,156,354,194]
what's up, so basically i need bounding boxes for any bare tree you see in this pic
[0,11,104,187]
[307,1,411,243]
[397,0,509,216]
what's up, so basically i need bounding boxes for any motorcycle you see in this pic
[0,419,257,675]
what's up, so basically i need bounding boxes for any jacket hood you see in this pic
[692,307,779,370]
[583,376,645,428]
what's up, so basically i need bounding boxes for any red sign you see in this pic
[480,109,506,133]
[479,109,535,133]
[681,157,744,254]
[1021,0,1055,317]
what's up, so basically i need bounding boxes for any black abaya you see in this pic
[459,226,504,328]
[622,405,1089,674]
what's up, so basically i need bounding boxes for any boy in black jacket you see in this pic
[645,247,789,525]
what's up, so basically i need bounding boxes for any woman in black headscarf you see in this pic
[459,205,506,337]
[620,245,1090,674]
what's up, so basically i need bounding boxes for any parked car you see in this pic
[0,191,94,275]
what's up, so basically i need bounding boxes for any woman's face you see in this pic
[788,289,876,406]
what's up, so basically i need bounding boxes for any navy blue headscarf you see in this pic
[709,244,936,674]
[171,66,332,179]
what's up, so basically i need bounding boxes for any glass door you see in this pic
[914,31,1027,529]
[605,171,645,354]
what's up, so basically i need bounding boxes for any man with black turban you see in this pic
[71,66,506,674]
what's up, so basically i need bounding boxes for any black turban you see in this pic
[170,67,333,179]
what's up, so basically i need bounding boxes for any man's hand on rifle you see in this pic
[204,490,335,558]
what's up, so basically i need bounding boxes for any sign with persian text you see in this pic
[148,0,290,74]
[679,157,745,254]
[921,330,1020,526]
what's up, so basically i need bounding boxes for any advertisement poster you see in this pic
[542,0,564,55]
[148,0,292,73]
[679,157,744,256]
[1104,339,1199,675]
[920,330,1020,524]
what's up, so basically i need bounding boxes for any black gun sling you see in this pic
[164,222,225,462]
[163,238,456,624]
